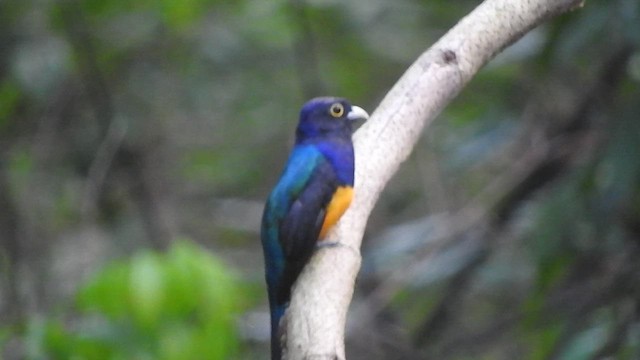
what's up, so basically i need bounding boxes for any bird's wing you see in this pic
[277,159,337,304]
[279,158,336,258]
[261,145,338,305]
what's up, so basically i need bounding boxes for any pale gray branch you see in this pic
[284,0,585,359]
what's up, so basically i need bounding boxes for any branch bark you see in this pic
[284,0,585,358]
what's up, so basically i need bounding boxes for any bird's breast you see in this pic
[319,186,354,239]
[313,138,355,185]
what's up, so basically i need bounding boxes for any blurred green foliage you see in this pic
[12,241,243,360]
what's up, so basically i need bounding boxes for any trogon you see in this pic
[261,97,369,359]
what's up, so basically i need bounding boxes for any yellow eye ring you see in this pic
[329,103,344,118]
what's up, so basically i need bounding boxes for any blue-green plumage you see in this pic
[261,97,368,359]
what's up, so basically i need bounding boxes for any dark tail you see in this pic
[270,304,285,359]
[270,258,309,359]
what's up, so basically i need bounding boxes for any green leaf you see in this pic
[77,260,130,318]
[129,252,166,328]
[68,240,241,358]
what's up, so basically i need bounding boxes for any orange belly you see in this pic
[319,186,354,239]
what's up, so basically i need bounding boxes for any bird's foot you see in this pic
[316,240,341,249]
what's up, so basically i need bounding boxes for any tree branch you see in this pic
[284,0,585,358]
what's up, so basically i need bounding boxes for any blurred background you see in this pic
[1,0,639,359]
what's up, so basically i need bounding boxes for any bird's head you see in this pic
[296,97,369,142]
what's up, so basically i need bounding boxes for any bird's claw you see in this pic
[316,241,341,249]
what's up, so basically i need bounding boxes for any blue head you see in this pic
[296,97,369,144]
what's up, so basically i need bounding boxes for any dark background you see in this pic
[1,0,639,359]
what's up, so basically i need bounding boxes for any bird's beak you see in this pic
[347,106,369,121]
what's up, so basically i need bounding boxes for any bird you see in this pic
[261,97,369,359]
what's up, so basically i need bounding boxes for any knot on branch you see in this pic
[441,49,458,64]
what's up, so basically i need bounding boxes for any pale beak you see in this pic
[347,105,369,121]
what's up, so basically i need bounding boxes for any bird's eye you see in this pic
[329,103,344,118]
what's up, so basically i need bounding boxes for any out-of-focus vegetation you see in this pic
[0,0,639,359]
[11,241,243,359]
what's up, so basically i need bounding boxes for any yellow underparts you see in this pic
[319,186,354,239]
